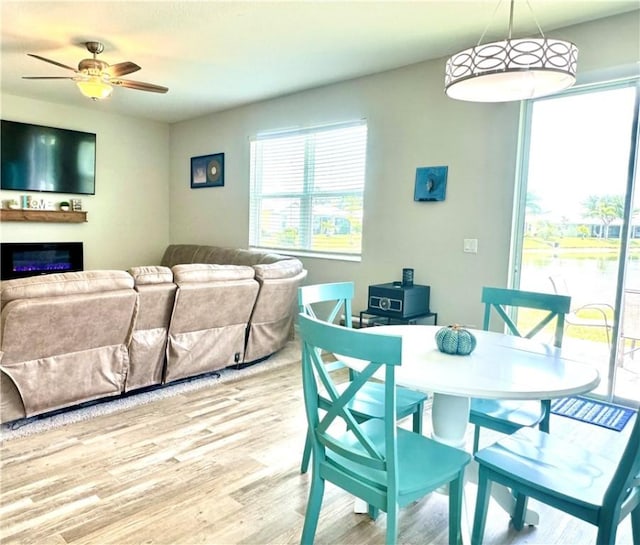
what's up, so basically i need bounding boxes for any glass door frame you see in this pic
[509,77,640,405]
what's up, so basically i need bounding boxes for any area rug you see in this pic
[0,340,301,442]
[550,395,636,432]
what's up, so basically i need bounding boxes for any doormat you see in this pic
[550,396,635,432]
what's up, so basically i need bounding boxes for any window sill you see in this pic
[249,246,361,263]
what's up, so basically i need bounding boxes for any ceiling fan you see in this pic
[23,41,169,100]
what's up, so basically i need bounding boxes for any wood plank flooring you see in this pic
[1,352,636,544]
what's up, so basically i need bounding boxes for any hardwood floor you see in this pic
[1,353,636,545]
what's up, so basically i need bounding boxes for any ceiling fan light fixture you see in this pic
[76,76,113,100]
[24,41,168,98]
[444,1,578,102]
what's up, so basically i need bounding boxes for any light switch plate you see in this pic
[463,239,478,253]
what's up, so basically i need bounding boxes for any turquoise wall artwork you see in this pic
[414,166,447,201]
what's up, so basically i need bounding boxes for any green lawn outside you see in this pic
[258,232,362,253]
[517,308,612,344]
[524,235,640,252]
[520,235,639,343]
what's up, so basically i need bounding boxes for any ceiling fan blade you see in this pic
[111,78,168,94]
[106,61,141,77]
[22,76,75,80]
[27,53,77,72]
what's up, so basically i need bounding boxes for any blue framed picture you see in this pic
[191,153,224,188]
[414,166,447,201]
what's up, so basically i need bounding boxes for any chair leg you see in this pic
[631,504,640,545]
[300,429,312,474]
[527,399,549,530]
[539,399,551,433]
[594,514,617,545]
[368,504,379,521]
[448,471,465,545]
[300,474,325,545]
[385,504,398,545]
[412,402,424,435]
[511,492,529,531]
[472,425,481,453]
[472,469,492,545]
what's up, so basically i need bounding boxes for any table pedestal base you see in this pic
[431,393,469,448]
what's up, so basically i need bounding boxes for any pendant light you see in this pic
[445,0,578,102]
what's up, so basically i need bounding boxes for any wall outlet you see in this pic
[463,239,478,253]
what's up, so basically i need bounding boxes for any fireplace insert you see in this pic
[1,242,83,280]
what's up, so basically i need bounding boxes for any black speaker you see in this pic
[367,282,430,319]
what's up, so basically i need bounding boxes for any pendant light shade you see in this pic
[445,1,578,102]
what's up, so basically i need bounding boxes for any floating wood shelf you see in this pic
[0,209,87,223]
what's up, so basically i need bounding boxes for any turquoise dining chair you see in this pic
[472,413,640,545]
[298,282,428,474]
[469,286,572,453]
[297,312,471,545]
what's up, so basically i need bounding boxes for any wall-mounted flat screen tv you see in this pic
[1,120,96,195]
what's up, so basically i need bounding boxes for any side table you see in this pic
[358,309,438,328]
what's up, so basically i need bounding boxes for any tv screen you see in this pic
[1,120,96,195]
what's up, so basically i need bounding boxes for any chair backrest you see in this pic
[603,412,640,518]
[297,312,402,484]
[549,275,570,298]
[482,286,571,348]
[298,282,354,327]
[622,289,640,340]
[298,282,355,375]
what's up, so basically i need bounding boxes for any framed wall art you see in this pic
[414,165,448,202]
[191,153,224,188]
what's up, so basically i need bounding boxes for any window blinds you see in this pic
[249,121,367,257]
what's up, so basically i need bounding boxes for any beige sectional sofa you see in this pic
[0,245,306,424]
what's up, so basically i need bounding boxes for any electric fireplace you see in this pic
[1,242,83,280]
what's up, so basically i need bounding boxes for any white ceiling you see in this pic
[2,1,638,124]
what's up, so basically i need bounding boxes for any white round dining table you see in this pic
[341,324,601,447]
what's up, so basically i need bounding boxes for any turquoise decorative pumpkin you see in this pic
[435,325,477,355]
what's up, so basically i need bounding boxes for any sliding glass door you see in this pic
[512,79,639,406]
[616,148,640,402]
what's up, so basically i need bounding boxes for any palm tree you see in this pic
[582,195,624,239]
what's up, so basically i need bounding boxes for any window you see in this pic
[249,121,367,259]
[512,79,639,403]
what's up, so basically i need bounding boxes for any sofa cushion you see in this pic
[172,263,255,283]
[1,270,134,306]
[129,265,173,285]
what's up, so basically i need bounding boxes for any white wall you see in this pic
[170,63,519,327]
[169,13,638,327]
[1,94,171,269]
